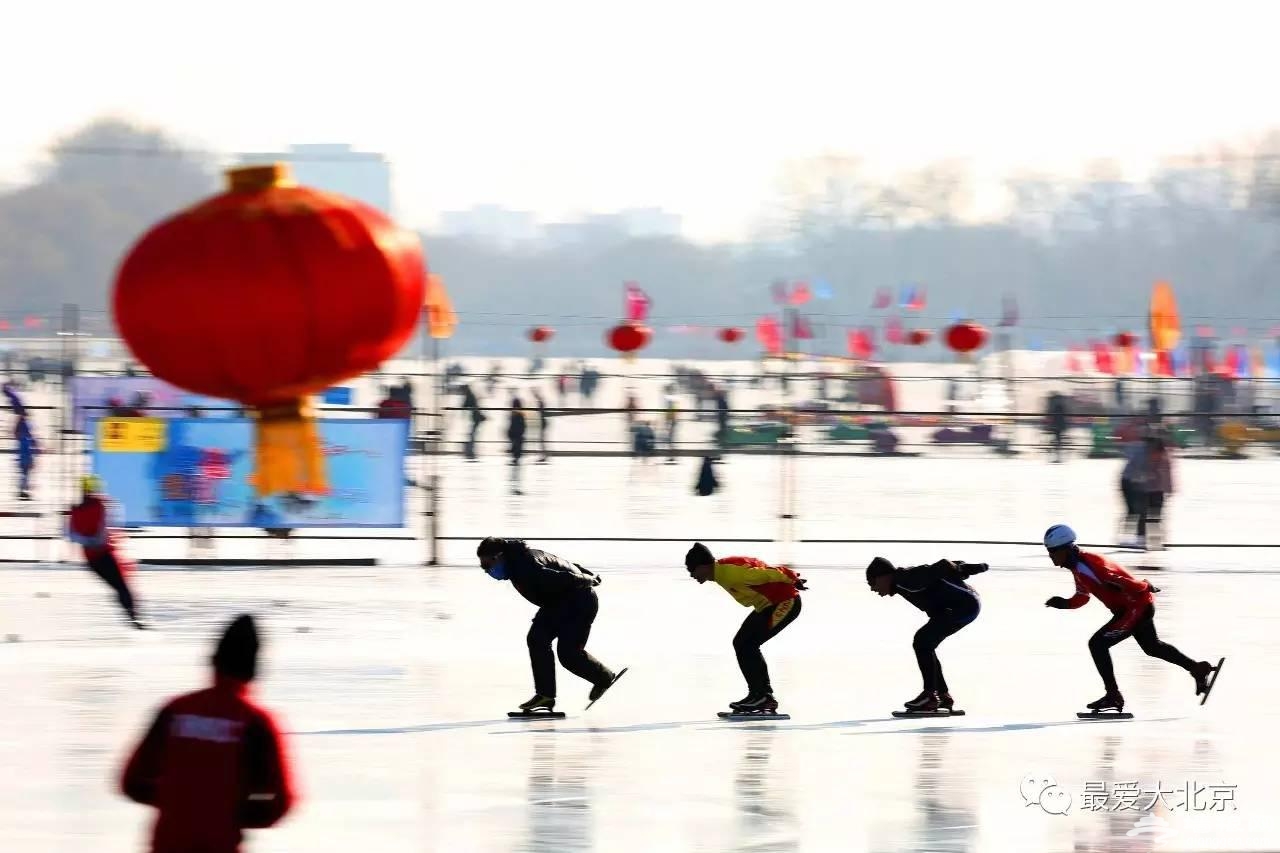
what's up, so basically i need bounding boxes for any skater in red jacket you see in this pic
[685,543,807,714]
[121,614,295,853]
[1042,524,1219,713]
[67,475,143,629]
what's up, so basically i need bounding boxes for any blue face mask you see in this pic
[485,559,507,581]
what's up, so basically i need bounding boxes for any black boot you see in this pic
[1192,661,1213,696]
[905,691,939,712]
[519,694,555,711]
[1086,691,1124,712]
[937,691,955,710]
[731,693,778,713]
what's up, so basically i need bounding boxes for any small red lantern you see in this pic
[528,326,554,344]
[717,327,744,344]
[113,163,425,497]
[944,322,988,354]
[1113,331,1136,349]
[906,329,932,346]
[607,322,651,354]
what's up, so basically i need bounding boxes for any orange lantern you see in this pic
[944,322,987,354]
[717,327,744,344]
[112,163,426,497]
[607,322,651,354]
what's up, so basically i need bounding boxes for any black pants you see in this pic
[733,597,802,695]
[1089,604,1196,693]
[1137,492,1165,538]
[527,588,612,698]
[87,551,137,620]
[913,599,980,693]
[1120,478,1143,528]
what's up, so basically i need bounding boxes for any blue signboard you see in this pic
[91,418,407,528]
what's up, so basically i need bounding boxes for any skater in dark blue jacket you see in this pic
[867,557,988,712]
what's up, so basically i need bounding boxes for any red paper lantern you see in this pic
[112,163,425,496]
[1113,331,1136,349]
[607,322,651,354]
[528,326,554,344]
[944,322,987,354]
[906,329,932,346]
[717,327,744,344]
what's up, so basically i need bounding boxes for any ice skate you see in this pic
[585,667,628,709]
[892,690,964,717]
[719,693,789,720]
[1078,691,1132,719]
[1197,657,1225,706]
[904,690,939,712]
[509,695,565,719]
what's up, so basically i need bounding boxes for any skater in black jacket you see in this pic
[477,537,624,713]
[866,557,988,712]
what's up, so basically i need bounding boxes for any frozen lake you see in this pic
[0,536,1270,852]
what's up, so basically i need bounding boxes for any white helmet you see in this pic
[1043,524,1077,549]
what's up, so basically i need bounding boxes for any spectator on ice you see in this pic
[121,614,295,853]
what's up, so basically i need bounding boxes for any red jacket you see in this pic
[68,496,132,569]
[1062,550,1155,633]
[122,677,296,853]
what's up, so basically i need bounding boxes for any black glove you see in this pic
[795,577,809,591]
[1045,596,1069,609]
[961,562,989,577]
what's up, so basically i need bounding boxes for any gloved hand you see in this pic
[795,577,809,591]
[1045,596,1069,609]
[963,562,990,576]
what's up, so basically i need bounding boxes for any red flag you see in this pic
[1154,349,1173,377]
[788,282,812,306]
[1091,341,1114,375]
[756,316,783,355]
[791,313,814,340]
[885,316,904,345]
[624,282,651,322]
[847,328,874,360]
[872,288,891,310]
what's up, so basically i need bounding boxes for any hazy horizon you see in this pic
[6,0,1280,241]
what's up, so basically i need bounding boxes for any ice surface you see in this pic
[1,529,1273,852]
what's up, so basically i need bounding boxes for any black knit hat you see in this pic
[866,557,896,583]
[477,537,506,558]
[212,614,260,682]
[685,542,714,571]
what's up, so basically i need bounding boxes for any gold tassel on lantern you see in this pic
[248,400,329,498]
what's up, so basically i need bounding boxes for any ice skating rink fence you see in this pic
[4,342,1280,564]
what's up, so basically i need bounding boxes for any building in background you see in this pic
[236,144,392,215]
[437,205,540,248]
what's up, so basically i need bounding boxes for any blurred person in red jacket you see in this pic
[1043,524,1218,713]
[121,614,296,852]
[66,474,144,629]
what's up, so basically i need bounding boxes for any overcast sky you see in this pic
[4,0,1277,240]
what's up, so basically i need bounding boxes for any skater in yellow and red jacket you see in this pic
[1043,524,1219,713]
[685,543,807,713]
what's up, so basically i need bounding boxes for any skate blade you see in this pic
[1200,656,1225,706]
[1076,711,1133,720]
[718,711,790,721]
[892,709,966,718]
[585,666,629,710]
[508,710,566,719]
